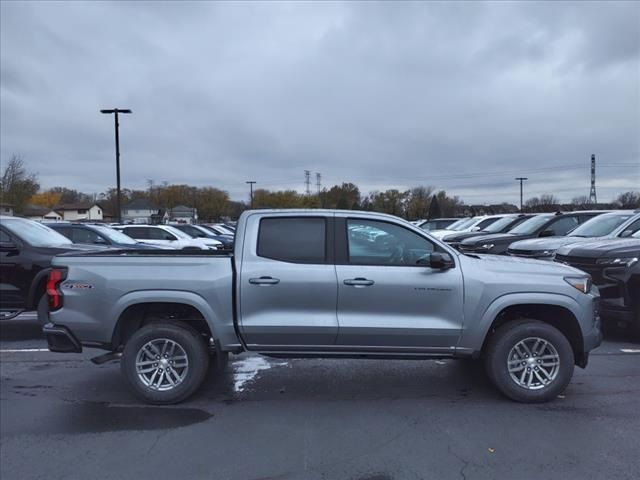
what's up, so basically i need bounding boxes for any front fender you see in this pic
[458,292,584,352]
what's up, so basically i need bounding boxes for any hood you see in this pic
[508,236,594,252]
[460,233,521,246]
[556,238,640,258]
[442,231,492,243]
[461,252,584,276]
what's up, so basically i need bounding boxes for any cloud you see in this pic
[1,0,638,204]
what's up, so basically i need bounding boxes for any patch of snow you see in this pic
[232,356,287,392]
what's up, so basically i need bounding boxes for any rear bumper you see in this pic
[42,323,82,353]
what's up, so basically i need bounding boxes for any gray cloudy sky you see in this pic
[1,0,639,204]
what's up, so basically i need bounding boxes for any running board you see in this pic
[90,352,122,365]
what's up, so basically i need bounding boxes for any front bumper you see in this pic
[43,323,82,353]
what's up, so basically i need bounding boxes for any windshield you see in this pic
[508,215,553,235]
[449,218,476,231]
[568,213,634,237]
[162,225,192,240]
[482,216,517,233]
[92,225,138,244]
[2,218,73,247]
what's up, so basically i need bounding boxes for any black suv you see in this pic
[555,237,640,337]
[442,214,535,249]
[0,216,105,319]
[459,211,604,255]
[48,223,159,249]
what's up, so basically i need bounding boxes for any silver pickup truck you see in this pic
[41,209,602,404]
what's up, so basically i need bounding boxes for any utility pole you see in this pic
[589,154,597,204]
[515,177,528,212]
[246,181,256,209]
[304,170,311,195]
[315,172,321,194]
[100,108,132,223]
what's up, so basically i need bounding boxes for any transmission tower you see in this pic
[589,154,597,204]
[304,170,311,195]
[315,173,321,194]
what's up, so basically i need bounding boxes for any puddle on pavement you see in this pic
[52,401,213,434]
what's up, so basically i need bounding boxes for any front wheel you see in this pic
[121,322,210,404]
[485,320,575,403]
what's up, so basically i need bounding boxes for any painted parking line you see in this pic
[620,349,640,353]
[0,348,50,353]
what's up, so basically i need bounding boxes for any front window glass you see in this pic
[92,226,137,244]
[569,214,634,237]
[449,218,475,231]
[508,215,553,235]
[162,226,191,240]
[1,218,72,247]
[347,219,435,266]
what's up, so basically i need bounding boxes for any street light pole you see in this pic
[246,181,256,209]
[515,177,528,212]
[101,108,132,223]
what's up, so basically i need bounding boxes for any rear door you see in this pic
[0,227,27,310]
[335,217,464,350]
[239,214,338,348]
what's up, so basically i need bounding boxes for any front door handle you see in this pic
[343,277,375,287]
[249,276,280,286]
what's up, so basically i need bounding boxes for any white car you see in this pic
[428,215,506,239]
[114,225,221,250]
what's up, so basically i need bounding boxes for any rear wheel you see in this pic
[485,319,575,403]
[121,322,209,404]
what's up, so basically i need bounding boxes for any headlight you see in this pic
[595,257,638,268]
[564,276,592,294]
[479,243,494,251]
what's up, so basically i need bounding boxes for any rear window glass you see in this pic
[257,217,326,263]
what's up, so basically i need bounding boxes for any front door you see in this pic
[239,215,338,349]
[0,227,26,311]
[336,217,464,350]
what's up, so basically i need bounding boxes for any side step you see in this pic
[91,352,122,365]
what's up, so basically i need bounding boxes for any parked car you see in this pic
[508,211,640,260]
[49,223,162,249]
[429,215,506,239]
[41,209,601,404]
[417,218,459,231]
[555,235,640,336]
[0,216,107,319]
[459,211,605,255]
[442,214,535,249]
[170,224,234,250]
[202,223,235,236]
[114,225,221,250]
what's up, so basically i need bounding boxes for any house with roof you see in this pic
[122,199,160,224]
[55,203,103,221]
[23,205,63,221]
[168,205,198,224]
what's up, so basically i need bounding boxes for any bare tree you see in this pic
[0,155,39,214]
[615,191,640,209]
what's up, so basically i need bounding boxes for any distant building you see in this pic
[55,203,103,221]
[168,205,198,224]
[0,202,14,216]
[122,199,160,224]
[23,205,63,221]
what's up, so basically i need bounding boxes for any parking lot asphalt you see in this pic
[1,315,639,480]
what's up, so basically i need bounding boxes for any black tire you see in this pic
[121,322,210,405]
[484,319,575,403]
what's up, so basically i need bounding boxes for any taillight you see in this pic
[46,268,66,311]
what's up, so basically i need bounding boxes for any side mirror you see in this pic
[619,230,633,238]
[418,252,454,269]
[0,241,18,252]
[93,237,108,245]
[539,230,554,238]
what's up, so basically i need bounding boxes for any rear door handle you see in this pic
[249,276,280,286]
[343,277,375,287]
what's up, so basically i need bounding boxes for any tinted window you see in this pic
[476,217,500,230]
[54,227,73,240]
[0,229,11,242]
[149,228,177,241]
[258,217,326,263]
[72,228,105,244]
[621,218,640,237]
[546,216,580,236]
[124,227,150,240]
[347,219,434,266]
